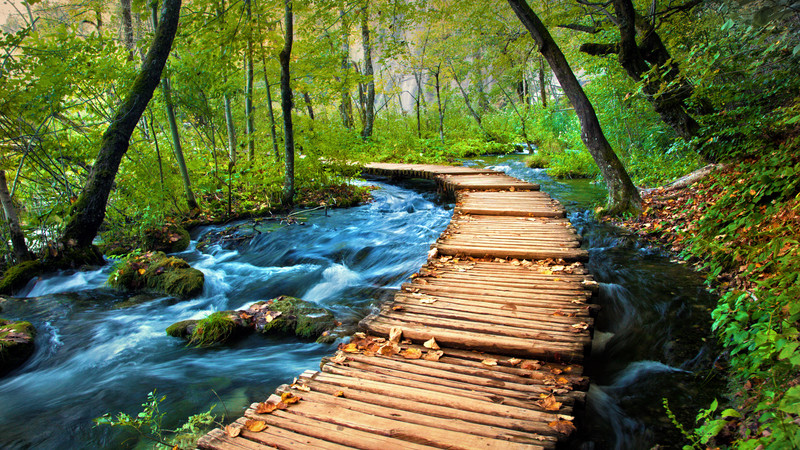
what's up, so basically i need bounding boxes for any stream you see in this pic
[0,155,721,449]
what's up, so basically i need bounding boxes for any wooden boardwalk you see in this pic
[199,164,596,450]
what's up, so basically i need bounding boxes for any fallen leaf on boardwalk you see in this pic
[481,358,498,366]
[520,360,541,370]
[548,419,577,435]
[551,265,565,272]
[392,305,404,311]
[400,348,423,359]
[507,358,522,366]
[494,258,506,263]
[378,342,399,356]
[557,377,570,385]
[510,259,521,266]
[550,368,563,375]
[419,297,437,304]
[333,391,345,397]
[570,322,589,332]
[331,352,347,364]
[537,395,562,411]
[255,402,277,414]
[353,332,366,339]
[244,419,267,432]
[389,327,403,343]
[281,392,301,404]
[423,337,440,350]
[423,350,443,361]
[224,424,241,437]
[291,383,311,392]
[341,342,360,353]
[564,366,573,373]
[543,270,553,275]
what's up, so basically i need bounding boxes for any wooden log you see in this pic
[392,294,591,321]
[363,317,585,361]
[197,428,273,450]
[233,417,352,449]
[294,373,560,440]
[436,244,589,261]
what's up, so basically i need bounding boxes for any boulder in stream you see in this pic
[108,251,204,299]
[0,318,36,376]
[166,296,337,346]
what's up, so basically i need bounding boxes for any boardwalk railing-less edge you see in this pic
[198,163,597,449]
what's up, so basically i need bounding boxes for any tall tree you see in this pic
[578,0,700,139]
[360,0,375,139]
[244,0,256,160]
[260,45,280,161]
[0,170,34,262]
[151,2,197,210]
[507,0,641,214]
[279,0,295,205]
[60,0,182,250]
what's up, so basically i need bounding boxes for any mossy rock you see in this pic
[142,224,191,253]
[251,296,336,341]
[108,252,204,299]
[167,311,250,347]
[0,318,36,376]
[0,260,43,295]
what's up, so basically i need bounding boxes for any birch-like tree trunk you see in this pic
[279,0,295,205]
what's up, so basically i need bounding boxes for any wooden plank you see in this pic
[278,387,554,448]
[198,428,274,450]
[232,417,353,450]
[436,244,589,261]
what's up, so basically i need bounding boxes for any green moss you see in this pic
[258,296,335,340]
[166,319,197,339]
[143,224,191,253]
[187,312,236,347]
[0,260,43,295]
[108,252,204,299]
[0,318,36,376]
[525,152,551,169]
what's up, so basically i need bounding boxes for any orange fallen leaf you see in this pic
[520,360,541,370]
[400,348,423,359]
[392,305,404,311]
[423,337,440,350]
[423,350,443,361]
[481,358,498,366]
[244,419,267,432]
[557,377,570,385]
[507,358,522,366]
[281,392,301,404]
[378,342,399,356]
[224,424,241,437]
[548,419,576,435]
[537,395,562,411]
[330,352,347,364]
[254,402,277,414]
[291,383,311,392]
[333,391,345,397]
[550,368,563,375]
[341,343,359,353]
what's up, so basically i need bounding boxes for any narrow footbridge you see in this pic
[199,163,597,449]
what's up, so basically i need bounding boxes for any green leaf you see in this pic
[721,408,742,418]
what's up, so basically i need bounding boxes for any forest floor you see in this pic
[607,152,800,447]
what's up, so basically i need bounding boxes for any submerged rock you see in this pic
[166,296,337,346]
[108,252,204,299]
[0,318,36,376]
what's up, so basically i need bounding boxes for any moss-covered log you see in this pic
[108,251,204,299]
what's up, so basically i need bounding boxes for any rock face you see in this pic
[108,252,204,299]
[166,296,337,347]
[0,318,36,376]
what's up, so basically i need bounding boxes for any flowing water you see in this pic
[0,156,721,449]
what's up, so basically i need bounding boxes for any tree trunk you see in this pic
[339,10,354,129]
[60,0,182,249]
[612,0,698,139]
[302,92,315,120]
[360,1,375,139]
[414,71,423,138]
[151,5,197,210]
[245,0,255,160]
[260,45,280,162]
[433,65,444,143]
[507,0,641,215]
[279,0,295,206]
[120,0,135,61]
[449,60,486,135]
[224,94,236,165]
[538,56,547,107]
[0,170,33,262]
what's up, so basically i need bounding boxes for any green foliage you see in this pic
[664,398,740,449]
[94,390,217,449]
[188,312,236,348]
